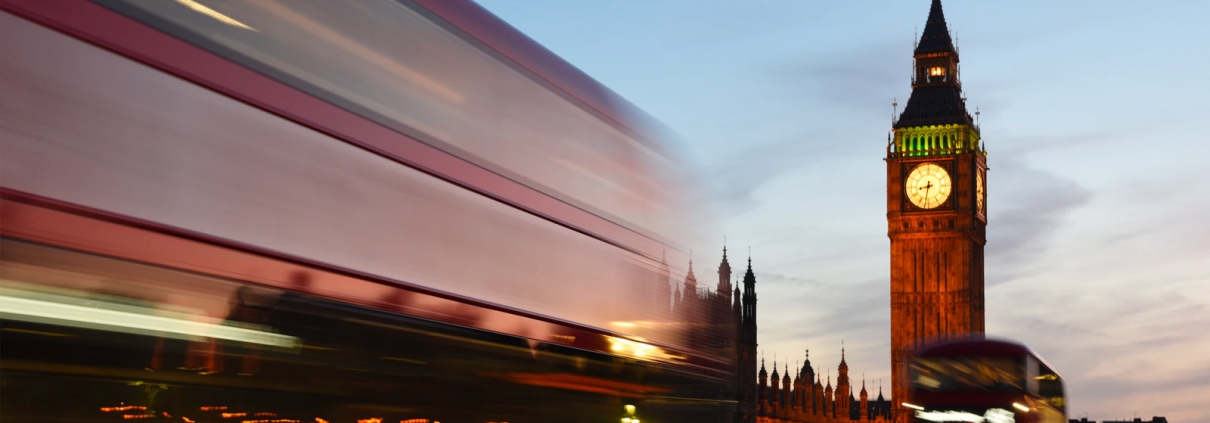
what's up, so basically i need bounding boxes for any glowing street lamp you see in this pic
[620,405,638,423]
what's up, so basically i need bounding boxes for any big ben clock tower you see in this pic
[887,1,986,421]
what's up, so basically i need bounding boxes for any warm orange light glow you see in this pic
[223,413,248,418]
[400,419,430,423]
[240,420,298,423]
[358,418,383,423]
[929,66,946,77]
[202,407,230,411]
[255,413,278,417]
[123,414,155,420]
[315,419,329,423]
[184,418,196,423]
[102,405,148,412]
[604,336,680,361]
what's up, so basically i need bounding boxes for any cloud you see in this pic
[754,273,892,378]
[698,41,909,219]
[985,152,1093,286]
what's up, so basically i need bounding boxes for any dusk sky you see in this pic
[477,1,1210,420]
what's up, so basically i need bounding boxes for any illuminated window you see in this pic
[928,67,946,77]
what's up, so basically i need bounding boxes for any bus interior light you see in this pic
[1012,402,1030,412]
[901,403,924,411]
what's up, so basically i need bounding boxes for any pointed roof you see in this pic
[684,256,697,289]
[783,363,791,383]
[801,349,814,379]
[771,355,780,380]
[895,0,973,130]
[860,378,868,396]
[742,251,757,286]
[719,243,731,271]
[839,342,848,370]
[717,244,733,294]
[893,85,972,129]
[915,0,956,56]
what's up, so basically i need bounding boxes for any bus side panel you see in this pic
[0,11,684,351]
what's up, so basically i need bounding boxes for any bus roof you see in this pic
[917,338,1064,379]
[919,339,1032,357]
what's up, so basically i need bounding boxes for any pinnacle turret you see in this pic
[718,243,732,295]
[839,341,848,370]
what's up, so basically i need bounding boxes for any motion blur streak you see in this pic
[0,287,300,348]
[172,0,255,30]
[0,0,723,421]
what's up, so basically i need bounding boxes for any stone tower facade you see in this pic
[886,1,987,421]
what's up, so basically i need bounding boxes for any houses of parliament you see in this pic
[670,1,989,422]
[667,246,896,423]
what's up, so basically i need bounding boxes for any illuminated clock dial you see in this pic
[976,171,985,215]
[905,163,951,209]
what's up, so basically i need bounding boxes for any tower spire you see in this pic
[895,0,974,131]
[915,0,955,56]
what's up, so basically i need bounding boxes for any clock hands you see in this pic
[922,180,933,208]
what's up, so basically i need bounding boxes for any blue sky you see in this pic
[477,1,1210,420]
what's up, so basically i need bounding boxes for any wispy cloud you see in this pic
[985,152,1093,286]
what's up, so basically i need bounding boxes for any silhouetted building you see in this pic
[669,246,892,423]
[1100,418,1169,423]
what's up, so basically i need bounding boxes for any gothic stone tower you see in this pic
[735,256,758,423]
[886,1,986,421]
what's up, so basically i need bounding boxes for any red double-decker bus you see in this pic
[905,339,1066,423]
[0,1,726,422]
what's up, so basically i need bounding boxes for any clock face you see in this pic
[905,163,952,209]
[976,171,985,215]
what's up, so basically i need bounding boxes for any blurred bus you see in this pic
[0,0,724,422]
[906,339,1066,423]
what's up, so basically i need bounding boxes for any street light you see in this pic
[621,405,638,423]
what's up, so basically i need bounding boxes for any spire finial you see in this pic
[892,97,899,126]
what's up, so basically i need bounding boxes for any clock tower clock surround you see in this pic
[886,1,986,422]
